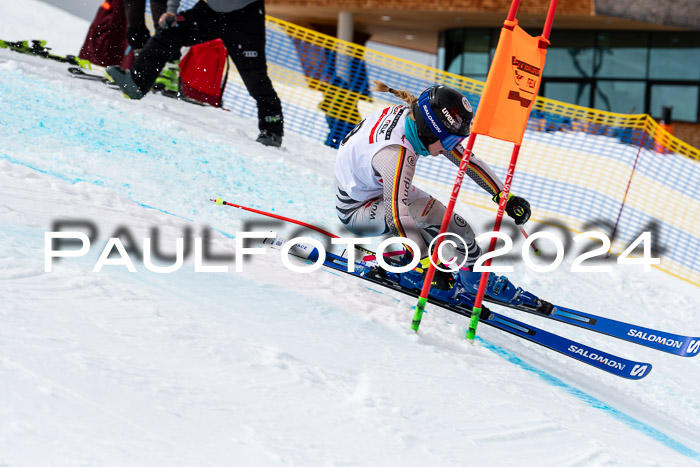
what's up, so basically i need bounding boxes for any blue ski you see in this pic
[335,242,698,358]
[272,240,653,380]
[484,300,700,358]
[477,310,652,380]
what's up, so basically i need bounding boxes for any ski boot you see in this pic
[106,66,144,99]
[154,61,180,93]
[256,130,283,147]
[457,269,553,315]
[365,258,459,306]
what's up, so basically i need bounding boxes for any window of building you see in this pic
[445,29,465,75]
[445,29,491,81]
[595,80,646,114]
[440,28,700,123]
[544,82,591,107]
[542,31,595,78]
[595,31,649,79]
[649,32,700,81]
[650,85,699,122]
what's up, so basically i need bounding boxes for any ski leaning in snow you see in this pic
[264,238,652,380]
[67,66,118,87]
[0,39,89,68]
[66,67,207,106]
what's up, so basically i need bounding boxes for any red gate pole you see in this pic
[467,0,558,340]
[411,133,478,331]
[410,0,525,333]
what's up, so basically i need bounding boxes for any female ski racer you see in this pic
[334,81,549,312]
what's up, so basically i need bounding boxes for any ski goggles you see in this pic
[417,91,467,152]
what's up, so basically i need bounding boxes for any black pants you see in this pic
[124,0,166,49]
[131,0,283,135]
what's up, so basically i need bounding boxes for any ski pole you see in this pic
[212,198,406,262]
[211,197,339,238]
[520,225,541,256]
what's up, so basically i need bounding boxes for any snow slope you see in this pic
[1,2,700,465]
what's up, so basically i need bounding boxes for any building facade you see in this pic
[267,0,700,146]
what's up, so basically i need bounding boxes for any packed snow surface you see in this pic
[1,1,699,465]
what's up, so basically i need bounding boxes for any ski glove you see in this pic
[493,192,531,225]
[159,12,183,29]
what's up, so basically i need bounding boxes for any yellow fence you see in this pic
[211,12,700,287]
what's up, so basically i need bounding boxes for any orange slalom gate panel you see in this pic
[470,20,549,145]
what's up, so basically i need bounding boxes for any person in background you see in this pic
[318,50,371,149]
[123,0,181,92]
[107,0,284,147]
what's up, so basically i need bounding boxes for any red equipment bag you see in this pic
[79,0,134,68]
[178,39,229,107]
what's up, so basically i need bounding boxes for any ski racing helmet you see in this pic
[413,85,473,151]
